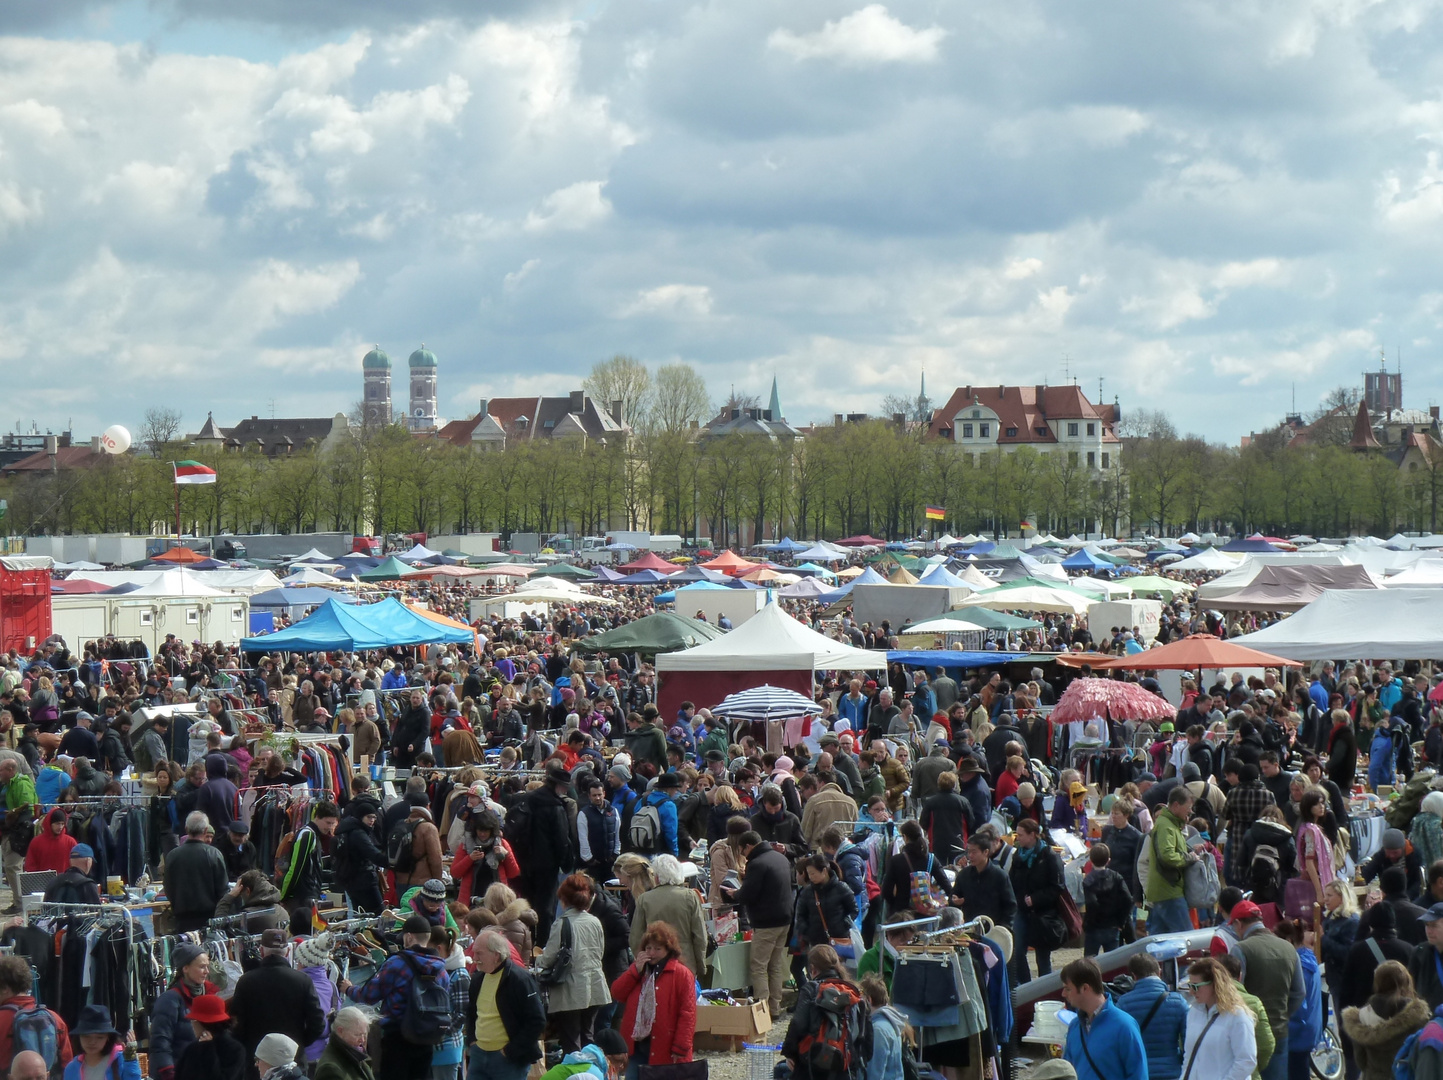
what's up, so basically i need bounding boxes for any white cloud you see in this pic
[621,284,714,318]
[768,6,946,66]
[525,181,612,231]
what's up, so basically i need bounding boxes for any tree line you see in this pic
[5,364,1439,543]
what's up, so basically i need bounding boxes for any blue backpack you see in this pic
[1395,1012,1443,1080]
[2,1001,60,1078]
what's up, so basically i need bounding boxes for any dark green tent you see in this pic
[358,556,413,582]
[575,612,726,655]
[906,607,1042,632]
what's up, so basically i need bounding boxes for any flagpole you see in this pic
[171,462,180,540]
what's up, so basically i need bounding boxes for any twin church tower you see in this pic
[362,345,438,432]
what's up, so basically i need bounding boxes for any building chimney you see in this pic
[569,390,584,413]
[610,399,624,425]
[997,385,1005,397]
[1431,406,1440,422]
[477,399,489,419]
[730,408,740,420]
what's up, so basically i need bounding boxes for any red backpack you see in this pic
[799,979,869,1075]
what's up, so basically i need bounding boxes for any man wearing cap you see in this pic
[1411,903,1443,1008]
[55,712,98,762]
[955,757,992,827]
[229,929,327,1077]
[346,914,449,1079]
[42,842,101,905]
[1234,904,1305,1080]
[214,819,258,879]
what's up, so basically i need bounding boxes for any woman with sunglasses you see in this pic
[1180,957,1258,1080]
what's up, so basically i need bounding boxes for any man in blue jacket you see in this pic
[1115,952,1187,1080]
[635,773,680,856]
[1061,957,1148,1080]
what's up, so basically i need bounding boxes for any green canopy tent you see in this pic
[1123,575,1194,602]
[574,611,726,656]
[358,556,413,582]
[544,563,599,579]
[908,607,1043,632]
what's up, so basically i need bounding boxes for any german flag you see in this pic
[925,505,946,521]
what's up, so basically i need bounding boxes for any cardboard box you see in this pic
[694,999,772,1051]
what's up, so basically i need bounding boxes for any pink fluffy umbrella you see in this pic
[1049,677,1175,725]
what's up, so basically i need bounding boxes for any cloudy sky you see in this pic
[3,0,1442,444]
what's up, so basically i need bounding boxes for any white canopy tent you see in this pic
[69,567,283,595]
[1170,548,1241,573]
[1231,589,1443,660]
[656,602,887,673]
[1381,561,1443,588]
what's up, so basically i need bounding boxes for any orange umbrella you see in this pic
[1094,634,1299,671]
[152,547,207,564]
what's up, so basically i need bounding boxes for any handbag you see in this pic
[1283,877,1316,921]
[536,915,573,987]
[638,1062,709,1080]
[908,854,947,916]
[815,893,857,959]
[1058,885,1084,945]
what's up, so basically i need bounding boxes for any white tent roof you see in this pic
[1170,548,1244,573]
[1231,589,1443,659]
[932,533,958,549]
[281,566,343,586]
[54,560,104,571]
[958,584,1093,615]
[655,602,887,672]
[289,548,335,563]
[1382,561,1443,588]
[69,568,281,595]
[119,569,229,597]
[1070,576,1134,599]
[516,576,586,595]
[397,543,441,562]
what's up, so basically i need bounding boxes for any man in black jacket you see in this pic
[724,832,793,1022]
[952,833,1018,928]
[464,929,545,1075]
[163,811,229,931]
[228,928,327,1076]
[334,795,388,914]
[515,763,575,946]
[750,785,807,865]
[390,689,431,768]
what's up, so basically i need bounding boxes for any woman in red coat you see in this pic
[609,921,697,1070]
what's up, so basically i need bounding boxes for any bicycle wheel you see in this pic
[1312,1024,1344,1080]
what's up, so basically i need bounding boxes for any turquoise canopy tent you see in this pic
[240,597,474,652]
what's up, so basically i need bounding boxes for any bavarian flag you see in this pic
[173,460,217,485]
[925,505,946,521]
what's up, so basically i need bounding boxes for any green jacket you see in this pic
[700,727,730,759]
[1143,806,1189,903]
[855,945,895,991]
[393,887,459,932]
[1,773,36,816]
[1239,988,1275,1079]
[1237,925,1302,1044]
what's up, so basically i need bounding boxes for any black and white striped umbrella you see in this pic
[712,684,822,721]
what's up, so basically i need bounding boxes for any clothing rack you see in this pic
[35,900,138,955]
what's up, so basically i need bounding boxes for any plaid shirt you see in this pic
[1224,781,1276,875]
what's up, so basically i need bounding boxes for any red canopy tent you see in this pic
[52,579,114,594]
[617,551,675,573]
[1093,634,1299,670]
[700,550,756,575]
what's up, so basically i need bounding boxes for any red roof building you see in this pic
[927,383,1121,468]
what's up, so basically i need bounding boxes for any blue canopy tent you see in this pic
[250,587,358,608]
[658,579,732,606]
[240,597,473,652]
[956,541,996,556]
[792,562,838,579]
[766,537,808,553]
[1061,549,1114,572]
[887,649,1029,669]
[916,564,969,587]
[1220,537,1279,553]
[615,569,672,585]
[668,566,732,584]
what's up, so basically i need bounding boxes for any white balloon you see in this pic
[100,425,131,455]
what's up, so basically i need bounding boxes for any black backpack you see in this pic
[398,952,452,1045]
[502,797,532,848]
[1249,843,1282,903]
[387,819,420,874]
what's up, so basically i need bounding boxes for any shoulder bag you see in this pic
[1179,1013,1220,1080]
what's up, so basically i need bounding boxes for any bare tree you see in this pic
[651,364,711,434]
[1115,408,1175,441]
[1304,384,1364,447]
[584,355,652,428]
[141,407,183,457]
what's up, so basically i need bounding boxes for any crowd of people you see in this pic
[0,555,1442,1080]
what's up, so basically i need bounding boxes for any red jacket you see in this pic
[0,995,72,1072]
[994,771,1022,807]
[449,841,519,906]
[25,808,76,874]
[610,957,696,1065]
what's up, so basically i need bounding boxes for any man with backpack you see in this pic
[0,955,71,1078]
[388,805,444,900]
[278,801,341,935]
[1082,844,1132,957]
[344,914,450,1080]
[228,929,327,1079]
[782,947,872,1080]
[630,773,680,857]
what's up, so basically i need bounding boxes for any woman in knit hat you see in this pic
[292,933,339,1066]
[151,944,218,1080]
